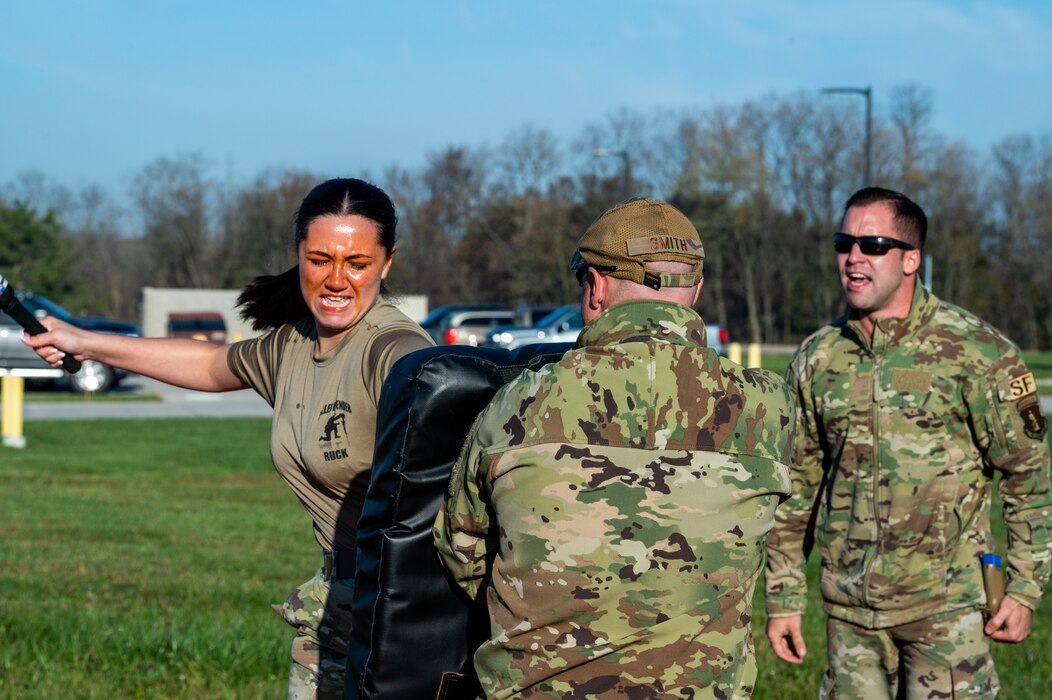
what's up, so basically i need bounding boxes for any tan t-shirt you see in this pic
[227,299,433,552]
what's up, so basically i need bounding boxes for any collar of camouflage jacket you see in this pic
[576,299,708,349]
[846,282,940,354]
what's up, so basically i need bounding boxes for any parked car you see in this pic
[486,304,584,350]
[512,304,562,327]
[486,304,729,356]
[0,292,140,393]
[419,304,516,346]
[168,311,227,343]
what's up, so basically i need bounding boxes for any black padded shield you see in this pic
[345,343,573,700]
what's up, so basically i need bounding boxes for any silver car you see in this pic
[486,303,729,356]
[0,292,139,393]
[420,304,516,346]
[487,305,584,350]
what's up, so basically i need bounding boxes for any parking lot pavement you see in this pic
[11,375,272,421]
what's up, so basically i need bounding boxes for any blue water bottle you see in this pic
[980,553,1004,618]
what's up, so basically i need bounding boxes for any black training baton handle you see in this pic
[0,275,81,374]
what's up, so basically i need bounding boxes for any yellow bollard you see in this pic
[2,374,27,449]
[747,343,762,369]
[727,342,742,365]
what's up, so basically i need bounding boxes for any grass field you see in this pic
[0,418,313,699]
[1025,351,1052,382]
[19,378,161,403]
[2,417,1051,698]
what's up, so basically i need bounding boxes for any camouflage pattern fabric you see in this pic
[821,610,998,699]
[766,283,1052,629]
[274,569,355,700]
[434,300,795,699]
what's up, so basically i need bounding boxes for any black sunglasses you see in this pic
[833,232,916,256]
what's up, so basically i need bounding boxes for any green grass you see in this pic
[3,418,1051,698]
[22,390,162,403]
[20,380,161,402]
[760,351,792,377]
[1024,351,1052,380]
[0,418,314,699]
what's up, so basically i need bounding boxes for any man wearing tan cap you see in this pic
[434,197,796,698]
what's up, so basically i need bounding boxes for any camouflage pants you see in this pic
[274,568,356,700]
[821,609,999,699]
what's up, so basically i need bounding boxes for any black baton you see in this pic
[0,275,81,374]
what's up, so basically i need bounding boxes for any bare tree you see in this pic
[7,86,1052,350]
[492,124,563,199]
[985,134,1052,347]
[690,102,784,343]
[66,184,143,320]
[395,147,490,304]
[768,93,855,335]
[888,84,937,195]
[1,173,137,317]
[130,153,216,289]
[213,169,318,288]
[573,108,654,199]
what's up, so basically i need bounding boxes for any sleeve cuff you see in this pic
[765,596,808,617]
[1005,584,1042,611]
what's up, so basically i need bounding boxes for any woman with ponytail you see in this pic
[25,178,434,698]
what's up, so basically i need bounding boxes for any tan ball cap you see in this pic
[569,197,704,289]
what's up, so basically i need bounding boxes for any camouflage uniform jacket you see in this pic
[434,300,795,699]
[766,283,1052,629]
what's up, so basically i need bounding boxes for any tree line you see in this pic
[2,85,1050,349]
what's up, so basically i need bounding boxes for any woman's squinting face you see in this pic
[298,214,393,348]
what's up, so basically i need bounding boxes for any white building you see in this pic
[141,287,428,340]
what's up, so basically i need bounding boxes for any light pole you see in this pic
[593,148,632,197]
[821,86,872,187]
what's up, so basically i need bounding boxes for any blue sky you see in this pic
[2,0,1049,199]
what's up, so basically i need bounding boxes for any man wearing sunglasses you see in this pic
[765,186,1052,698]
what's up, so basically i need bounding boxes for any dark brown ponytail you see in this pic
[236,266,309,331]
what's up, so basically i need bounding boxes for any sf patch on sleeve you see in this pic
[1004,371,1047,441]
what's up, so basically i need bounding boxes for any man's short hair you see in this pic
[844,186,928,249]
[569,197,704,290]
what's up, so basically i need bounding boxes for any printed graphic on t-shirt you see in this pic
[320,413,347,441]
[319,400,353,461]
